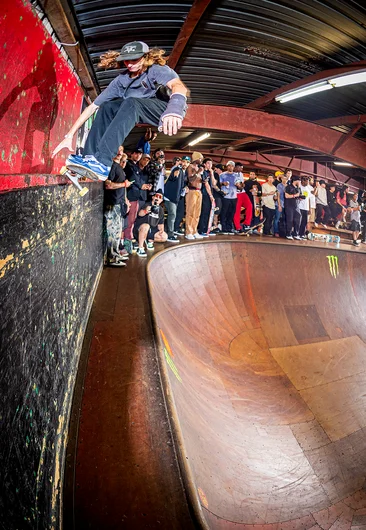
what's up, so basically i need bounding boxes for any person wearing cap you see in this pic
[284,175,302,240]
[124,149,152,253]
[164,156,186,242]
[273,172,287,238]
[273,170,284,187]
[52,42,188,177]
[134,190,167,256]
[244,171,262,218]
[185,152,204,239]
[219,161,242,234]
[233,162,252,233]
[314,180,330,228]
[197,158,216,236]
[174,156,191,235]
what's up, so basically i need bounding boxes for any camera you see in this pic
[151,202,160,215]
[299,194,306,200]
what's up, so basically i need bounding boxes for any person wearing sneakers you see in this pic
[173,155,190,235]
[52,42,188,177]
[104,150,132,266]
[314,180,330,228]
[233,162,252,233]
[185,152,204,240]
[261,174,277,236]
[348,193,361,246]
[220,161,241,234]
[198,158,216,237]
[134,190,167,256]
[284,175,302,240]
[164,156,185,243]
[124,149,152,253]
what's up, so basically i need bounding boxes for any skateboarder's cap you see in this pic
[214,164,225,171]
[141,153,151,159]
[117,41,149,61]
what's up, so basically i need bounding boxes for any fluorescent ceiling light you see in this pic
[188,132,211,146]
[276,82,333,103]
[276,69,366,104]
[329,71,366,87]
[334,161,353,167]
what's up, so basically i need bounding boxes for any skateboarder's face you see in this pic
[124,56,145,73]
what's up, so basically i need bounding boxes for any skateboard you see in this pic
[207,198,218,234]
[308,232,341,243]
[243,220,265,236]
[60,163,108,197]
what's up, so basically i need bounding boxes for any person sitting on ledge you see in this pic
[52,41,188,177]
[134,190,167,257]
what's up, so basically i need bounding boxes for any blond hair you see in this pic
[98,48,167,70]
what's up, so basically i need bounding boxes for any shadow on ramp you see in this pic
[147,241,366,528]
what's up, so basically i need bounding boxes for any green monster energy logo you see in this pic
[327,255,339,278]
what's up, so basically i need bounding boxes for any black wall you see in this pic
[0,183,103,529]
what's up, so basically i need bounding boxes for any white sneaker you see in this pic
[314,222,319,228]
[321,223,327,228]
[293,235,301,240]
[185,234,195,240]
[286,235,294,240]
[194,233,204,239]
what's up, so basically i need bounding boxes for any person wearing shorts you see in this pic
[134,190,167,256]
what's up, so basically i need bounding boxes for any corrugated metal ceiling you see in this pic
[70,0,366,167]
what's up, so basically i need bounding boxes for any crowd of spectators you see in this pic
[103,142,366,267]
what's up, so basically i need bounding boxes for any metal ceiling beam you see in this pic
[38,0,98,100]
[315,114,366,127]
[168,0,211,70]
[184,104,366,169]
[243,61,366,110]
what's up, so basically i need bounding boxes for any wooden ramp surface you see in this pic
[148,241,366,529]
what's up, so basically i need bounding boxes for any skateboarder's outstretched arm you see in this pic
[51,102,99,158]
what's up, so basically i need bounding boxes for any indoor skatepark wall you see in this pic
[0,2,103,528]
[148,241,366,528]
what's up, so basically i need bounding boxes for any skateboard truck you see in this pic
[60,166,89,197]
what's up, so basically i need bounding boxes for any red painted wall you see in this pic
[0,0,83,179]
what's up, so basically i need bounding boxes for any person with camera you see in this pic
[197,158,216,237]
[104,149,132,266]
[164,156,186,242]
[52,42,188,177]
[185,152,204,240]
[134,190,167,256]
[147,149,166,195]
[298,175,313,238]
[284,175,303,240]
[124,148,152,253]
[261,173,277,236]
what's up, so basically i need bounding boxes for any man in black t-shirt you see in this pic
[104,150,132,266]
[134,190,167,257]
[284,175,302,240]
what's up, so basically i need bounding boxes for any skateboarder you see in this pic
[52,42,188,177]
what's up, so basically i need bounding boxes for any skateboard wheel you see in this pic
[79,188,88,197]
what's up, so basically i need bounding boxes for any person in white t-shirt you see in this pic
[261,174,277,235]
[298,175,313,238]
[308,176,316,224]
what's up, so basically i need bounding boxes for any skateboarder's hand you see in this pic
[51,137,73,158]
[162,115,182,136]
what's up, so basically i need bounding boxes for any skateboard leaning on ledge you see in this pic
[60,163,107,196]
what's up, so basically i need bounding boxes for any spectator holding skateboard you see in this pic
[52,41,188,177]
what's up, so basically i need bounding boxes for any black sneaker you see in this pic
[235,229,244,234]
[167,235,180,243]
[108,257,127,267]
[353,240,360,246]
[174,229,185,236]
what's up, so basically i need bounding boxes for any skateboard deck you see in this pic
[243,220,265,236]
[308,232,341,243]
[60,163,108,196]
